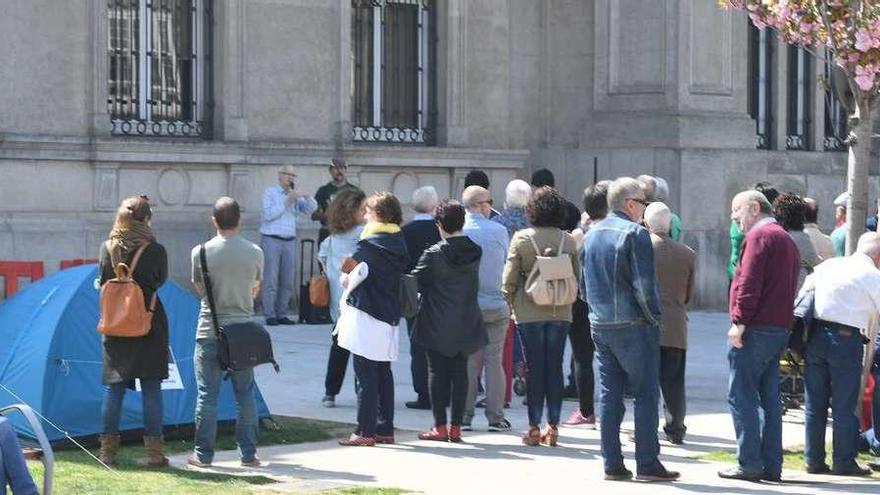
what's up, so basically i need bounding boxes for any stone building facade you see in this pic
[0,0,869,308]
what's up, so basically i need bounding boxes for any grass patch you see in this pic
[323,489,407,495]
[25,416,351,495]
[698,446,879,478]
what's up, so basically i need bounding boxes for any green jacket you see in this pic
[727,220,744,280]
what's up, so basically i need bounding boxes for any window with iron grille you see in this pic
[107,0,212,137]
[748,24,774,150]
[786,45,812,150]
[351,0,436,144]
[824,61,848,152]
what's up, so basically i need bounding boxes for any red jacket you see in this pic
[729,220,799,328]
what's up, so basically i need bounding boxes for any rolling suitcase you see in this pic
[298,239,332,324]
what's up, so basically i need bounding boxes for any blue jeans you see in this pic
[518,321,569,426]
[0,417,38,495]
[804,322,864,470]
[101,378,163,436]
[727,325,788,477]
[592,324,661,473]
[194,338,258,463]
[352,354,395,437]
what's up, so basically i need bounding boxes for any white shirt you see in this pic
[799,253,880,331]
[260,186,318,237]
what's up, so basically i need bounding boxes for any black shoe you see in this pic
[665,433,684,445]
[717,467,762,481]
[831,464,872,477]
[488,419,512,432]
[405,399,431,410]
[636,464,680,482]
[604,466,633,481]
[265,318,279,326]
[277,317,297,325]
[806,463,831,474]
[761,472,781,482]
[868,461,880,472]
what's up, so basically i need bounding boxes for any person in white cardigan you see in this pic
[318,188,366,408]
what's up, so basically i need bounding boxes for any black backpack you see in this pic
[199,245,280,373]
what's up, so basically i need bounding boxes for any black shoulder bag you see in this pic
[199,245,280,373]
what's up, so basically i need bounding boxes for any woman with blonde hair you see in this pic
[97,195,170,466]
[319,188,367,408]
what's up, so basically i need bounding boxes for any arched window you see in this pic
[107,0,212,137]
[351,0,436,144]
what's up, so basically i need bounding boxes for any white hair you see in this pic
[505,179,532,208]
[411,186,439,213]
[608,177,644,211]
[644,202,672,234]
[637,174,657,201]
[654,177,670,202]
[857,232,880,257]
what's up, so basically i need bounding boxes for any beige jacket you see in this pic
[502,227,580,324]
[650,233,695,349]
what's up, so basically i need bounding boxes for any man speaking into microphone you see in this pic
[260,164,317,326]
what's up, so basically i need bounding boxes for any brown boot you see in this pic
[98,434,120,465]
[141,436,169,467]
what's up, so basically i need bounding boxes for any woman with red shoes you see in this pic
[411,200,487,443]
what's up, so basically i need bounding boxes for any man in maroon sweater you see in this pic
[719,190,800,482]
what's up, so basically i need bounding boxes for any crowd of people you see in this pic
[6,160,880,493]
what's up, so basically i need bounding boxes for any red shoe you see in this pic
[418,425,449,441]
[448,425,463,443]
[338,434,375,447]
[375,434,395,444]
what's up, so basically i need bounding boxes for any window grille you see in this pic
[823,61,848,152]
[107,0,212,137]
[748,24,774,150]
[786,45,812,150]
[351,0,436,144]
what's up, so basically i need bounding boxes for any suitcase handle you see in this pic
[300,239,316,279]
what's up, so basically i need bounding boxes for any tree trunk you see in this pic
[844,97,872,255]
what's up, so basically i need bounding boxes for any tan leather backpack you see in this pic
[524,231,578,308]
[97,242,157,337]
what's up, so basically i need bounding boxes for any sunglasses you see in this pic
[627,197,649,206]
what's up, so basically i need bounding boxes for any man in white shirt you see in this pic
[798,232,880,477]
[260,165,318,325]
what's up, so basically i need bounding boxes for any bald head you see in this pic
[856,232,880,257]
[213,196,241,230]
[463,186,491,210]
[731,190,772,233]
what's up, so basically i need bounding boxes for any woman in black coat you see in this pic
[412,200,486,443]
[97,195,169,466]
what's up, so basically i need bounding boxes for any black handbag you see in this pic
[200,245,280,373]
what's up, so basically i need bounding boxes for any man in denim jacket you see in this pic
[583,177,678,482]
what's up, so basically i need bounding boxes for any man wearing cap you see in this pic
[261,164,318,326]
[312,159,360,243]
[831,192,850,257]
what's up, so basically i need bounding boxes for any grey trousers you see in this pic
[261,235,296,319]
[464,306,510,424]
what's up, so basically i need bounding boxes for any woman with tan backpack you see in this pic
[97,195,170,466]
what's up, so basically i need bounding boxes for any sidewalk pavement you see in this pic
[170,312,879,494]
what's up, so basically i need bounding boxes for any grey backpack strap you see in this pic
[528,233,543,257]
[557,231,566,256]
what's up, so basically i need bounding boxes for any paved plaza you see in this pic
[170,312,878,494]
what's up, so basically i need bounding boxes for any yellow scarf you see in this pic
[360,222,401,239]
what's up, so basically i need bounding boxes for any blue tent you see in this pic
[0,265,271,441]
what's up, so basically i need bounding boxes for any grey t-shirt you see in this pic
[191,234,263,339]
